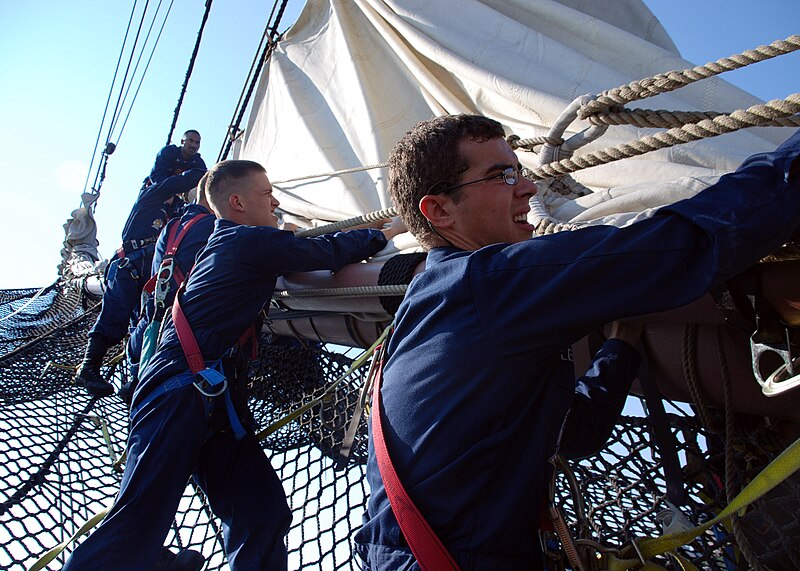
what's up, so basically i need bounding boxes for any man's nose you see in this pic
[515,176,536,198]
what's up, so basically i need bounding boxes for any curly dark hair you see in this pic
[388,114,505,249]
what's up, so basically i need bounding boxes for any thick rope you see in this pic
[681,324,713,434]
[579,35,800,118]
[532,94,800,179]
[273,162,388,185]
[507,135,564,150]
[588,107,800,130]
[293,208,397,237]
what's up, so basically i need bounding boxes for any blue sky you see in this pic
[0,0,797,288]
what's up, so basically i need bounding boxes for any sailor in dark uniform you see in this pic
[354,115,800,570]
[122,176,216,404]
[63,159,404,571]
[74,168,205,397]
[142,129,207,189]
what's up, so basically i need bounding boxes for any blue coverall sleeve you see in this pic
[473,129,800,356]
[141,169,206,205]
[149,146,178,184]
[237,228,388,275]
[558,338,641,459]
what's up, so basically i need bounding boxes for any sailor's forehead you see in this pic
[459,137,517,170]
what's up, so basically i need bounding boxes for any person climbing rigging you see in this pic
[354,114,800,570]
[121,173,217,404]
[63,159,405,571]
[142,129,207,189]
[74,168,205,397]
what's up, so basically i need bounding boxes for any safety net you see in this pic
[1,281,798,570]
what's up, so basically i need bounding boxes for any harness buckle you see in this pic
[153,258,175,310]
[750,325,800,396]
[193,367,228,397]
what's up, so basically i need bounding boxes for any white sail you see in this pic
[236,0,790,230]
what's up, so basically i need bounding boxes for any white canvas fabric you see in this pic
[236,0,790,238]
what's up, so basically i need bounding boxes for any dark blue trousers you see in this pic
[89,246,154,344]
[63,379,291,570]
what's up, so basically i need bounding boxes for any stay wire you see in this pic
[90,0,153,194]
[218,0,290,161]
[114,0,176,147]
[101,0,152,154]
[81,0,141,197]
[217,18,271,161]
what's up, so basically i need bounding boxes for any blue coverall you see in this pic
[126,203,215,374]
[88,170,204,345]
[63,221,388,571]
[146,144,207,187]
[354,130,800,570]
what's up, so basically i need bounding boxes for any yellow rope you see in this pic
[608,434,800,570]
[255,325,391,440]
[27,507,111,571]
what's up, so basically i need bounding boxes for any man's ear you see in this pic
[228,192,245,212]
[419,194,454,230]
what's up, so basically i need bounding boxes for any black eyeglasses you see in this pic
[429,166,532,195]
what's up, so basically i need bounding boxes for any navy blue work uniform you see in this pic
[88,170,205,345]
[354,130,800,570]
[145,144,207,187]
[126,203,215,372]
[63,221,388,571]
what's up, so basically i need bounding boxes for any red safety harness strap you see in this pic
[172,290,206,375]
[143,214,211,295]
[371,349,461,571]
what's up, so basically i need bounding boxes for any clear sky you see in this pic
[0,0,797,288]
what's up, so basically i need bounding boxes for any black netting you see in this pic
[1,281,798,570]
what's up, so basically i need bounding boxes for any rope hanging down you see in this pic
[166,0,214,146]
